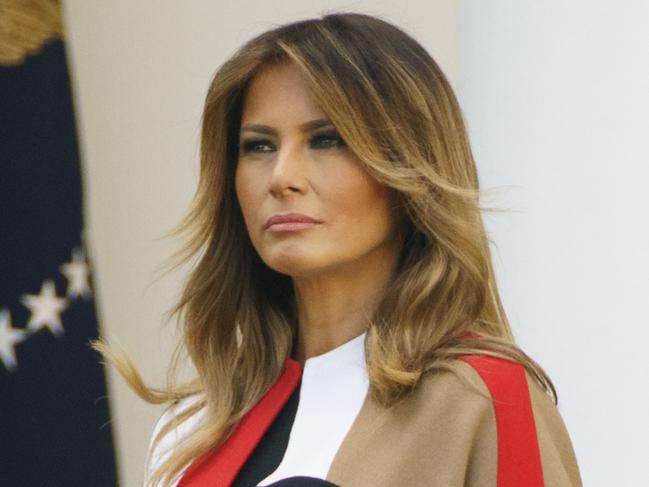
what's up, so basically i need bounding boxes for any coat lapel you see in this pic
[325,361,499,487]
[178,359,302,487]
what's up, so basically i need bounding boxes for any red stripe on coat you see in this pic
[178,359,302,487]
[458,355,544,487]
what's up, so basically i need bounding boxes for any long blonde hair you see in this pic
[98,12,556,487]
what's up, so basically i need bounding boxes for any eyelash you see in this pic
[239,132,346,154]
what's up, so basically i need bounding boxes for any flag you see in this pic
[0,1,119,485]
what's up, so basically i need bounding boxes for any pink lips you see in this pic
[264,213,323,232]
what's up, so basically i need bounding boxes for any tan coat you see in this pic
[171,354,583,487]
[325,359,582,487]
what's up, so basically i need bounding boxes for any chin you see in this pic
[262,250,335,278]
[265,257,322,277]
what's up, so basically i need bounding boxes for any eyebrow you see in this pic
[240,118,334,136]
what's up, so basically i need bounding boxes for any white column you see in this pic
[459,1,649,485]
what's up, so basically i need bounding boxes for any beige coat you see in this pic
[325,359,582,486]
[165,354,583,487]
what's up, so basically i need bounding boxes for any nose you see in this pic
[269,142,308,197]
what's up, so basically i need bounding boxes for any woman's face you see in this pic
[235,61,399,277]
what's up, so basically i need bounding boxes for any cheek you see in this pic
[322,164,394,239]
[235,166,261,228]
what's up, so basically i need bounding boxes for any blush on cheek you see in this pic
[235,172,257,220]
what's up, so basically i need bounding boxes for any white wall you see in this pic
[459,1,649,485]
[62,2,458,485]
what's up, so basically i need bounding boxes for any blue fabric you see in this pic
[0,39,118,486]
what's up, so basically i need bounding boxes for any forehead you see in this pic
[241,61,324,123]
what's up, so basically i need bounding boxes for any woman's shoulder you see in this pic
[144,394,207,487]
[415,354,582,486]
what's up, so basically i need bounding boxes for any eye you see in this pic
[239,138,276,154]
[310,131,346,150]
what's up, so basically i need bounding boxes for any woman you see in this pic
[104,12,582,487]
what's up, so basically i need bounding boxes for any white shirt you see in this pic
[145,331,369,487]
[258,331,368,485]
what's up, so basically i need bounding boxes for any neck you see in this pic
[291,239,400,365]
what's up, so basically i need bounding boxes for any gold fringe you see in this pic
[0,0,64,66]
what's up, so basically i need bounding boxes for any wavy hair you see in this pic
[98,12,556,487]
